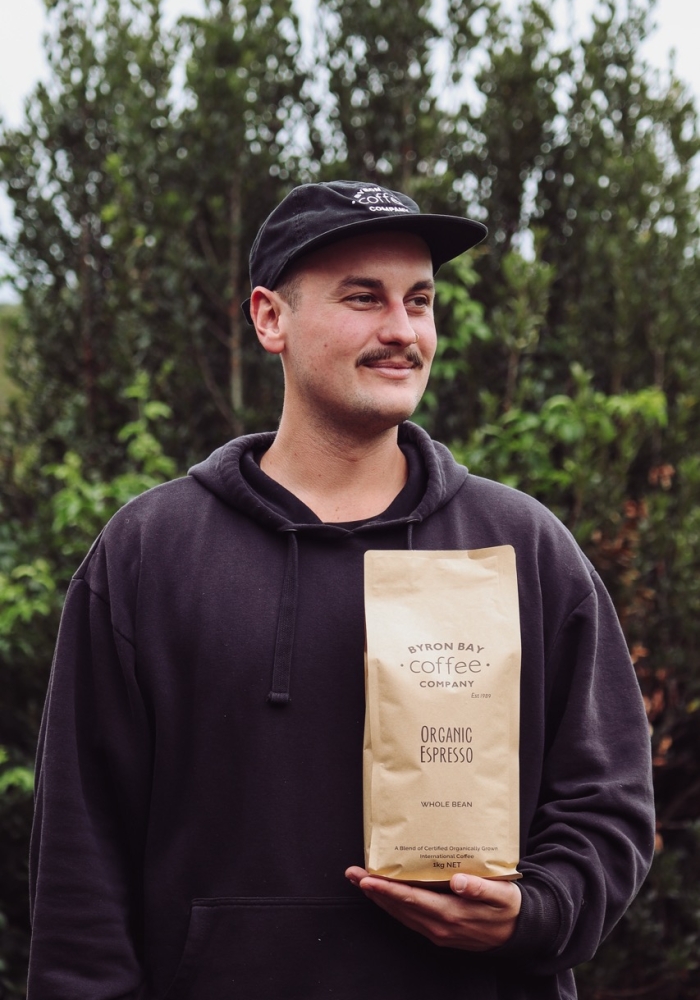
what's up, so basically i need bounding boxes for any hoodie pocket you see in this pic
[161,895,495,1000]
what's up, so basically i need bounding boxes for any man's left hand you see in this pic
[345,866,522,951]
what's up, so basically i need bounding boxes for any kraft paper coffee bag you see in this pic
[363,547,521,884]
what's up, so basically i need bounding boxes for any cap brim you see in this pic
[242,213,487,325]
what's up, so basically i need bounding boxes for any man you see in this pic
[28,181,654,999]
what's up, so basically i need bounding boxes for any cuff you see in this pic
[488,875,564,965]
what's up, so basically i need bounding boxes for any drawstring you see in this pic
[267,519,419,706]
[267,530,299,706]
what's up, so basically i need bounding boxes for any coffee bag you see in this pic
[363,547,521,884]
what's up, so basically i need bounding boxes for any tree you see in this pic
[171,0,312,438]
[317,0,446,196]
[0,0,181,471]
[0,0,315,472]
[2,0,700,994]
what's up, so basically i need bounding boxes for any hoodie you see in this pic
[28,422,654,1000]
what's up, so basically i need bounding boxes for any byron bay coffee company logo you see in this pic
[351,185,411,214]
[400,641,491,691]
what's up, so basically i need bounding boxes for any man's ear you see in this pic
[251,286,286,355]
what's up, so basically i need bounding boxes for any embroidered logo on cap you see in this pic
[351,185,411,214]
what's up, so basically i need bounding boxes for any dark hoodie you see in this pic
[28,423,654,1000]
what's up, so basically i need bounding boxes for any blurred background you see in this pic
[1,0,700,996]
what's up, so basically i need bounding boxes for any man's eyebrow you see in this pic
[334,276,435,294]
[409,279,435,294]
[335,276,384,292]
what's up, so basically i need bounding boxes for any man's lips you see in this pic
[365,360,413,369]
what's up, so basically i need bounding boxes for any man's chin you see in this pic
[334,400,421,438]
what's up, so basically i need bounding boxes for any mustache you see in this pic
[355,347,424,370]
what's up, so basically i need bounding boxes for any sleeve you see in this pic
[28,569,152,1000]
[496,570,655,974]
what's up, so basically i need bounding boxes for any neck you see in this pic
[260,414,408,523]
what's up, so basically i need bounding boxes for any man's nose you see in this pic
[376,302,418,346]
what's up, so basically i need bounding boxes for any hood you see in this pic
[188,421,468,536]
[187,422,469,707]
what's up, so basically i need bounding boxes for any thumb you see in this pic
[450,873,482,897]
[451,873,519,908]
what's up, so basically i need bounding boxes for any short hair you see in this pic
[274,268,302,312]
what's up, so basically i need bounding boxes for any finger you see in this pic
[358,877,457,919]
[362,891,430,934]
[345,866,369,887]
[345,870,443,915]
[450,875,522,915]
[355,875,521,951]
[358,881,494,950]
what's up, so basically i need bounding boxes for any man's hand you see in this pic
[345,866,522,951]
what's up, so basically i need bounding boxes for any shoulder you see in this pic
[74,475,213,586]
[461,472,576,533]
[466,473,593,571]
[114,473,208,520]
[428,470,598,622]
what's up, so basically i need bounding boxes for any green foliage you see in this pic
[0,0,181,469]
[317,0,452,199]
[0,751,33,798]
[0,374,176,640]
[0,746,33,998]
[0,562,57,660]
[1,0,700,994]
[44,373,177,554]
[170,0,312,437]
[0,0,308,470]
[0,305,21,412]
[454,363,666,536]
[415,255,492,428]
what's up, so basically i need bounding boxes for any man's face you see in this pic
[268,231,437,437]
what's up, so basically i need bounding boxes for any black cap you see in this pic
[242,180,487,323]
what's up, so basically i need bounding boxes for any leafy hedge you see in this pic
[1,0,699,995]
